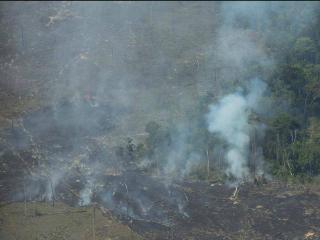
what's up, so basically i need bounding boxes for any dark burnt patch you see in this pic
[0,103,320,239]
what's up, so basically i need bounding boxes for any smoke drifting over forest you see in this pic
[207,79,267,180]
[0,2,320,230]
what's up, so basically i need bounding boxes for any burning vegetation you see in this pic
[0,1,320,240]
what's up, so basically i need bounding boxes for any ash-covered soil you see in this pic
[0,103,320,240]
[1,170,320,239]
[96,175,320,240]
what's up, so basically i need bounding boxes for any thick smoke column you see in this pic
[206,79,267,179]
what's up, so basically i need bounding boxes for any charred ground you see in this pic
[0,104,320,240]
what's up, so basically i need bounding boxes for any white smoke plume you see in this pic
[79,177,95,206]
[206,79,267,180]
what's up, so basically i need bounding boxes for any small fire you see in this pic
[105,167,122,176]
[304,231,316,239]
[79,53,88,60]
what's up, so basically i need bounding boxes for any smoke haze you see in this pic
[0,1,319,226]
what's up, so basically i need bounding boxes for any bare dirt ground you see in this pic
[0,202,142,240]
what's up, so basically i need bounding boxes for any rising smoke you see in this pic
[0,1,318,224]
[203,1,316,181]
[206,79,267,180]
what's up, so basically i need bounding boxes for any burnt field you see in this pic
[1,1,320,240]
[1,168,320,240]
[0,103,320,240]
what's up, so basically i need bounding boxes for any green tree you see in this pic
[145,121,171,171]
[293,37,317,64]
